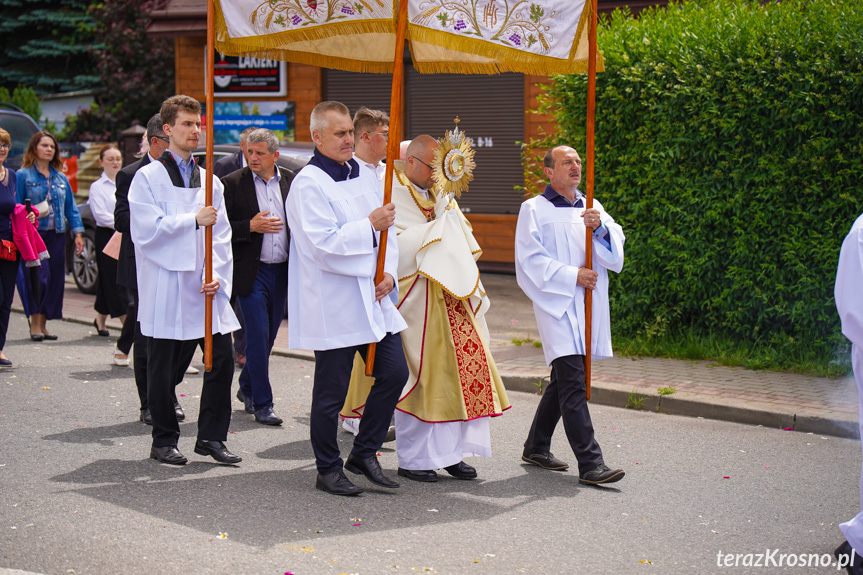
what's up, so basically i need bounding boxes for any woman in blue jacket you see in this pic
[16,131,84,341]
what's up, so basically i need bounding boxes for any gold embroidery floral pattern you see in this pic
[413,0,556,54]
[250,0,387,32]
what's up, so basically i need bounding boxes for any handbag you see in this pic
[0,240,17,262]
[33,199,50,219]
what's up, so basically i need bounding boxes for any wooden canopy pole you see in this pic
[365,0,408,376]
[203,0,215,371]
[584,0,598,400]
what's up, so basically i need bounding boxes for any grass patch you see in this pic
[625,389,645,410]
[615,331,851,378]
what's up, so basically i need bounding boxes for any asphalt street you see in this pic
[1,314,862,575]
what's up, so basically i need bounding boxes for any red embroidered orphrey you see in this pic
[443,291,495,419]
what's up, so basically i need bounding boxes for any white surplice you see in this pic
[515,194,625,365]
[836,214,863,551]
[286,164,405,351]
[128,160,239,340]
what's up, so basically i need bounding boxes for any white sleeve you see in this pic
[836,216,863,347]
[89,180,115,229]
[514,200,580,320]
[209,176,234,299]
[286,175,376,278]
[592,200,625,274]
[128,168,198,272]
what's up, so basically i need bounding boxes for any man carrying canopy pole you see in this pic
[514,145,625,486]
[129,95,240,466]
[286,101,408,497]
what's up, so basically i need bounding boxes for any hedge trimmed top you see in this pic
[527,0,863,371]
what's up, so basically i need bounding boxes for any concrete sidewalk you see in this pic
[27,273,859,439]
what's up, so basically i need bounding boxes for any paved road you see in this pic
[1,316,861,574]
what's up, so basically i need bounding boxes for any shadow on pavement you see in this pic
[46,459,616,548]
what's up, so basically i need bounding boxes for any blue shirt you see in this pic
[252,169,288,264]
[169,151,195,188]
[541,184,611,250]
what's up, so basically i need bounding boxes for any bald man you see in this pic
[343,135,510,482]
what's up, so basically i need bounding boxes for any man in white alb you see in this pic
[515,145,625,486]
[286,101,408,496]
[129,95,241,466]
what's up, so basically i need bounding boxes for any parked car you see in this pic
[192,141,315,174]
[66,201,98,294]
[0,103,40,170]
[66,142,315,294]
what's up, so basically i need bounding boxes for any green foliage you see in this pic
[65,0,175,141]
[527,0,863,373]
[0,86,42,122]
[657,386,676,396]
[625,389,645,410]
[0,0,101,94]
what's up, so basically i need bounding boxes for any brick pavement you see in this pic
[22,275,859,439]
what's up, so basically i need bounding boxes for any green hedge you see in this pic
[527,0,863,372]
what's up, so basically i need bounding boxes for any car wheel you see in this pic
[72,230,98,295]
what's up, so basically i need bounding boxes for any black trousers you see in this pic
[0,257,18,351]
[311,333,408,474]
[115,287,136,355]
[147,332,234,448]
[121,287,161,410]
[524,354,604,474]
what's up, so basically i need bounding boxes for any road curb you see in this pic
[500,373,860,440]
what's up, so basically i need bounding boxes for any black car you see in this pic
[192,142,315,173]
[67,142,315,294]
[0,103,40,171]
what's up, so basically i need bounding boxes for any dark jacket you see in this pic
[213,150,243,180]
[223,165,294,297]
[113,154,150,289]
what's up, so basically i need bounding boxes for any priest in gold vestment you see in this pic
[342,135,510,482]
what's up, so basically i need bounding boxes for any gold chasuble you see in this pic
[342,170,510,423]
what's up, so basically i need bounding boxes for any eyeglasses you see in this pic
[412,155,434,170]
[368,131,389,139]
[154,136,170,144]
[0,144,10,151]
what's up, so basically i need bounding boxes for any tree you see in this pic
[0,0,101,95]
[63,0,175,141]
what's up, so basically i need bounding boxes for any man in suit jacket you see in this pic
[213,126,255,179]
[223,128,293,426]
[114,113,182,425]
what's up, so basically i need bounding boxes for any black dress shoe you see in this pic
[0,358,12,366]
[579,463,625,485]
[140,407,153,425]
[93,318,109,337]
[150,445,187,465]
[194,439,242,464]
[444,461,477,480]
[254,406,283,426]
[522,449,570,471]
[316,470,364,496]
[398,468,438,482]
[29,333,43,342]
[173,398,185,422]
[835,541,863,575]
[42,333,58,341]
[344,454,399,488]
[236,389,254,414]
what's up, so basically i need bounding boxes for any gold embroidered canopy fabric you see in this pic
[213,0,603,75]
